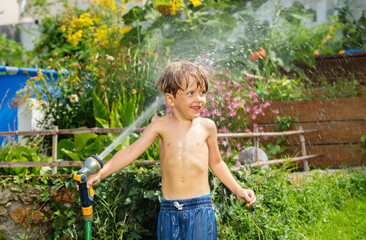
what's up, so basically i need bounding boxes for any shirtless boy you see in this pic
[87,60,256,239]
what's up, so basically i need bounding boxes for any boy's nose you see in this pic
[196,94,206,103]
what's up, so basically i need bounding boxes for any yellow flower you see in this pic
[326,34,331,40]
[67,30,83,47]
[170,0,182,15]
[101,85,105,91]
[190,0,202,7]
[60,25,67,32]
[313,49,320,56]
[132,89,137,94]
[119,26,132,36]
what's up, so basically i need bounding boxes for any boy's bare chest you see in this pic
[159,124,208,162]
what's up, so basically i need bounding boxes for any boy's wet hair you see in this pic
[155,60,208,97]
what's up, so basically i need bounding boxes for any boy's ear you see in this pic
[165,93,175,107]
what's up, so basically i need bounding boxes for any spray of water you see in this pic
[98,96,164,160]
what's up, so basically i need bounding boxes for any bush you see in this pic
[2,165,364,239]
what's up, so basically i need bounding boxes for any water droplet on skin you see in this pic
[177,142,183,161]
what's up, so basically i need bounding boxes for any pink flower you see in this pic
[253,123,258,128]
[223,70,230,76]
[220,150,225,154]
[235,160,241,167]
[220,117,226,121]
[222,128,230,133]
[234,155,239,160]
[165,104,172,114]
[249,91,258,98]
[207,94,215,100]
[214,110,222,116]
[201,54,210,60]
[151,114,160,122]
[228,123,232,127]
[263,102,271,108]
[226,151,232,158]
[251,114,257,120]
[231,102,240,108]
[237,128,241,132]
[201,108,209,117]
[245,128,251,133]
[237,115,241,119]
[273,109,279,114]
[229,111,236,116]
[246,75,252,80]
[222,140,228,146]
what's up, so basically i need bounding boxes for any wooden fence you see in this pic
[0,126,320,174]
[256,97,366,168]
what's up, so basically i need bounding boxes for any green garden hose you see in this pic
[85,221,92,240]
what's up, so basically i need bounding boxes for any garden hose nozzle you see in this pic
[73,154,103,222]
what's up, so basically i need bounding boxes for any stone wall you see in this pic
[0,184,75,240]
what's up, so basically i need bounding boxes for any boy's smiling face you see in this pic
[167,76,207,120]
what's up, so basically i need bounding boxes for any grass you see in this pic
[303,195,366,240]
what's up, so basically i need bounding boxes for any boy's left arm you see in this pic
[206,120,256,208]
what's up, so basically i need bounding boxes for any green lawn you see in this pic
[303,195,366,240]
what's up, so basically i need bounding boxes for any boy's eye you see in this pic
[200,91,207,95]
[187,92,193,95]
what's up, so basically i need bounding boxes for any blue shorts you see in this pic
[157,195,217,240]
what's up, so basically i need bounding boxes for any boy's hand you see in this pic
[75,173,101,191]
[86,173,101,189]
[237,189,256,208]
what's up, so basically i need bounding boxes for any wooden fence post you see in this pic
[298,126,310,171]
[52,126,59,175]
[254,127,259,163]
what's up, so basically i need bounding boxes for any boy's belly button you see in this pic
[179,177,184,182]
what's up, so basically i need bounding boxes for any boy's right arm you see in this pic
[87,121,160,188]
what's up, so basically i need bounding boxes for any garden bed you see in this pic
[294,52,366,84]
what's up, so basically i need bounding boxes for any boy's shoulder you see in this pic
[198,117,215,127]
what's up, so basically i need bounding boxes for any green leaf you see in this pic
[361,135,366,148]
[57,139,74,160]
[110,101,123,128]
[61,149,81,161]
[74,129,97,152]
[95,118,110,129]
[93,92,109,125]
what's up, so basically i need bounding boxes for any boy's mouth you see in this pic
[191,105,202,111]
